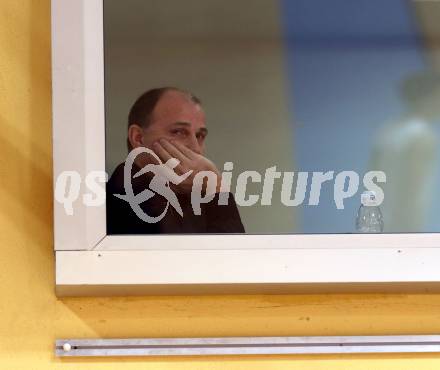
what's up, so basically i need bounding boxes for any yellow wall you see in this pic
[3,1,440,369]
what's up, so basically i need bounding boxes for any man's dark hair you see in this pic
[127,87,201,151]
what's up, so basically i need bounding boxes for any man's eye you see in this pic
[171,129,187,136]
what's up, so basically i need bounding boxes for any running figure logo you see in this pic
[114,147,193,223]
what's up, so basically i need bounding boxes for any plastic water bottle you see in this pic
[355,191,384,233]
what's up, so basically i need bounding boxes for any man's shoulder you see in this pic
[107,162,126,193]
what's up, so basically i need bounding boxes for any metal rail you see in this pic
[56,335,440,357]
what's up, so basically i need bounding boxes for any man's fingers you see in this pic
[171,140,197,160]
[152,144,188,175]
[153,142,173,163]
[160,139,190,161]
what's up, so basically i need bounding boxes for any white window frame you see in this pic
[52,0,440,296]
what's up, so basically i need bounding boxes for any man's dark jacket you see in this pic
[106,163,245,234]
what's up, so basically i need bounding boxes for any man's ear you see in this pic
[128,124,145,148]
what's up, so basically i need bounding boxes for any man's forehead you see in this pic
[154,90,204,118]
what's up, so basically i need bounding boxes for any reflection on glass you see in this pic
[370,71,440,232]
[104,0,440,234]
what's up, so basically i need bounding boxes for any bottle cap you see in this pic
[361,191,379,206]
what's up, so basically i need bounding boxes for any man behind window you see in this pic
[106,87,245,234]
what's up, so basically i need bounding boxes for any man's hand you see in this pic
[152,139,221,194]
